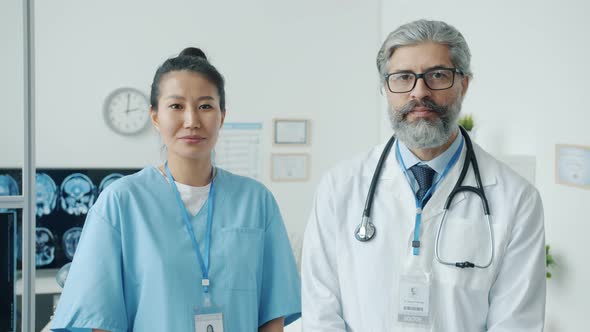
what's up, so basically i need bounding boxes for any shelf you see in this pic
[15,269,62,295]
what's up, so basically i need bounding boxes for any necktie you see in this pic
[410,165,436,206]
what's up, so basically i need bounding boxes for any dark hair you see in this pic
[150,47,226,112]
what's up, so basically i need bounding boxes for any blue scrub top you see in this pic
[51,167,301,331]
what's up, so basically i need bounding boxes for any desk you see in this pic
[15,269,62,295]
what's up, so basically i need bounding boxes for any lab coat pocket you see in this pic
[219,227,264,291]
[432,216,505,291]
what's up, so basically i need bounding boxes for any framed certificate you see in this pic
[555,144,590,189]
[271,153,310,182]
[273,119,309,145]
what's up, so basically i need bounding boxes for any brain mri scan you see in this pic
[99,173,124,194]
[60,173,96,216]
[0,174,19,213]
[36,173,58,217]
[2,168,138,269]
[62,227,83,260]
[35,227,56,267]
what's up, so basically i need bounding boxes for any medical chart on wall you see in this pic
[556,144,590,189]
[214,123,263,180]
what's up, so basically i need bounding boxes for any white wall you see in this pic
[379,1,590,331]
[0,0,24,169]
[5,0,382,252]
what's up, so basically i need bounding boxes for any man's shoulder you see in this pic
[319,143,385,188]
[472,143,536,192]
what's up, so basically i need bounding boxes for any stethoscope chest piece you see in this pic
[355,217,376,242]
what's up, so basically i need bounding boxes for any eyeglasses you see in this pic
[384,67,464,93]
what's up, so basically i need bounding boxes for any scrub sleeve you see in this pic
[51,207,128,331]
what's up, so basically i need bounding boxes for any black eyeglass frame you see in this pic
[384,67,465,93]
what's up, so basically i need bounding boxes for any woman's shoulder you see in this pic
[88,167,164,227]
[101,167,160,194]
[92,167,162,210]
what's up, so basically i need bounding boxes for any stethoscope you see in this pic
[354,126,494,269]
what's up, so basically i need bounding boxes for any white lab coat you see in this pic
[302,139,546,331]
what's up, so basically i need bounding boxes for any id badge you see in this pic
[397,273,432,326]
[194,293,224,332]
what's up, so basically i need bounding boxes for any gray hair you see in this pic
[377,20,472,83]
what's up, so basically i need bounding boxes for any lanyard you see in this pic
[165,163,215,294]
[396,137,464,256]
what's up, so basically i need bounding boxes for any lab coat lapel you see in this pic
[421,143,468,221]
[361,140,416,254]
[422,140,497,221]
[363,139,414,203]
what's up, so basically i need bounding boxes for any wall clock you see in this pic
[103,87,150,136]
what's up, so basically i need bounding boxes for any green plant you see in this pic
[458,114,474,131]
[546,244,556,278]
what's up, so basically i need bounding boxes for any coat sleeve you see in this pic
[301,174,347,331]
[51,203,128,332]
[486,185,546,331]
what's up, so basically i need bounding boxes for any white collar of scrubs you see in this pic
[157,167,212,190]
[169,178,211,196]
[157,167,212,216]
[174,182,210,216]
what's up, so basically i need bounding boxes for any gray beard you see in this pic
[388,97,462,150]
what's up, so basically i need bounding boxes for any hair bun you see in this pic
[179,47,207,60]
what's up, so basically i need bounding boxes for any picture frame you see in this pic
[271,153,310,182]
[555,144,590,189]
[273,119,309,145]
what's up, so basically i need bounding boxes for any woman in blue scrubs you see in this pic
[52,47,301,331]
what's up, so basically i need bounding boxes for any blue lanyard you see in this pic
[165,163,215,294]
[396,137,464,256]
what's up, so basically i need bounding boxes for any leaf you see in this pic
[458,114,474,131]
[545,244,557,278]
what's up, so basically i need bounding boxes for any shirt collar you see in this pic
[397,128,464,175]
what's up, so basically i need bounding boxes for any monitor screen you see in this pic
[0,211,16,332]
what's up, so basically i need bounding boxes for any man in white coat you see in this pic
[301,19,546,331]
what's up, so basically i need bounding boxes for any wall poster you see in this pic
[555,144,590,189]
